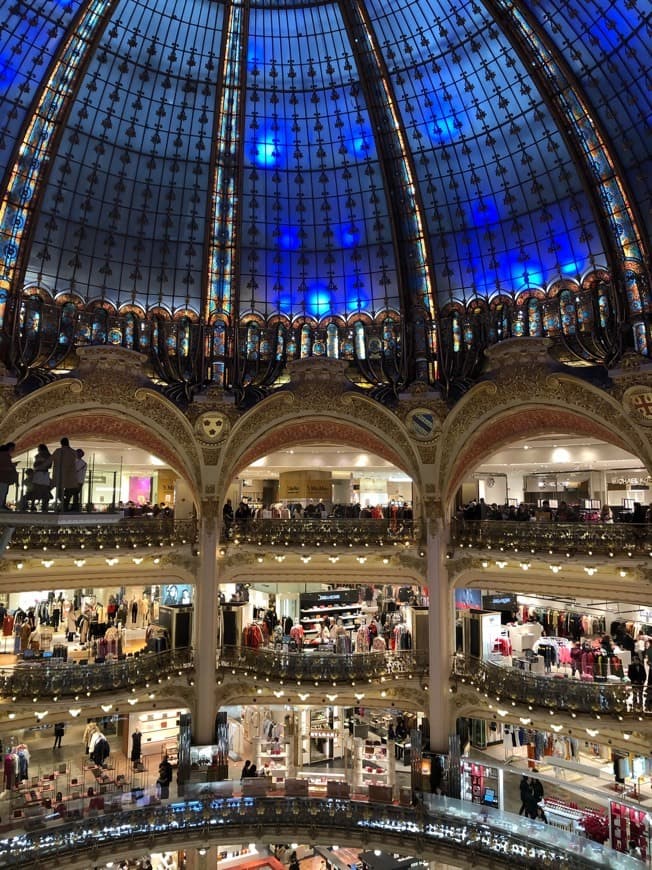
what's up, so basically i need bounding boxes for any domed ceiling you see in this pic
[0,0,649,360]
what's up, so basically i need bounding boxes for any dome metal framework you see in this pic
[0,0,649,404]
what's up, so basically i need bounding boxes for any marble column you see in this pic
[193,500,220,745]
[426,514,454,753]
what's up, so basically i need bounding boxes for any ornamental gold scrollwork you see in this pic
[199,498,221,524]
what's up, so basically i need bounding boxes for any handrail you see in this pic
[224,517,419,546]
[0,518,198,553]
[0,794,635,869]
[0,647,193,699]
[219,646,429,682]
[451,655,632,718]
[449,519,652,557]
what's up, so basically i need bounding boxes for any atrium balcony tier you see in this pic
[450,519,652,558]
[0,793,623,870]
[219,646,428,684]
[0,647,192,701]
[451,654,652,722]
[224,517,419,547]
[0,516,197,554]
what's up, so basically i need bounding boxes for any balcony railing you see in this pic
[0,647,193,699]
[0,518,197,554]
[219,646,428,682]
[450,519,652,557]
[224,518,419,547]
[451,655,634,718]
[0,793,628,869]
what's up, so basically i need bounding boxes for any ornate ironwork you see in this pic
[224,517,418,547]
[219,646,428,683]
[0,647,192,700]
[450,519,652,557]
[1,518,198,554]
[452,655,634,719]
[0,794,616,869]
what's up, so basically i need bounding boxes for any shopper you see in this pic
[53,721,65,749]
[71,449,87,511]
[0,442,19,511]
[241,759,251,779]
[157,754,173,799]
[32,444,53,512]
[518,774,531,815]
[628,655,647,709]
[51,438,77,511]
[529,776,545,819]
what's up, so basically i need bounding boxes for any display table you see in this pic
[368,783,393,803]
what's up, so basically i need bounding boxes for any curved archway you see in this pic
[443,405,643,510]
[232,419,412,480]
[1,390,202,506]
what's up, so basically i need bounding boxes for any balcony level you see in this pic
[0,793,630,870]
[222,517,420,548]
[450,519,652,559]
[0,515,197,558]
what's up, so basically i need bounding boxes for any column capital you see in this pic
[199,497,221,525]
[423,496,446,537]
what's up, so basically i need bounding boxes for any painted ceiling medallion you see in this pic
[195,412,230,443]
[624,386,652,427]
[406,408,439,441]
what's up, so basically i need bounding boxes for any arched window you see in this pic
[123,314,136,349]
[300,324,311,358]
[625,270,643,315]
[576,295,593,331]
[286,330,298,358]
[246,323,260,360]
[20,295,41,337]
[108,323,122,345]
[634,322,648,356]
[354,321,366,359]
[327,323,339,358]
[527,299,543,336]
[512,309,525,338]
[451,312,461,352]
[178,317,191,358]
[463,318,474,350]
[91,308,107,344]
[382,318,397,356]
[559,290,577,336]
[275,323,286,361]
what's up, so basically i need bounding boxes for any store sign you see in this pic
[482,593,517,612]
[606,471,651,488]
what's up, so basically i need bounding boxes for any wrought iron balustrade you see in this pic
[224,517,419,547]
[451,655,633,718]
[219,645,428,683]
[0,518,197,554]
[450,519,652,557]
[0,793,622,869]
[0,647,193,700]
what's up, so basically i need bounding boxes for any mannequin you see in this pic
[131,727,142,764]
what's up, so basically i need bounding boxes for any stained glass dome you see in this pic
[0,0,650,399]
